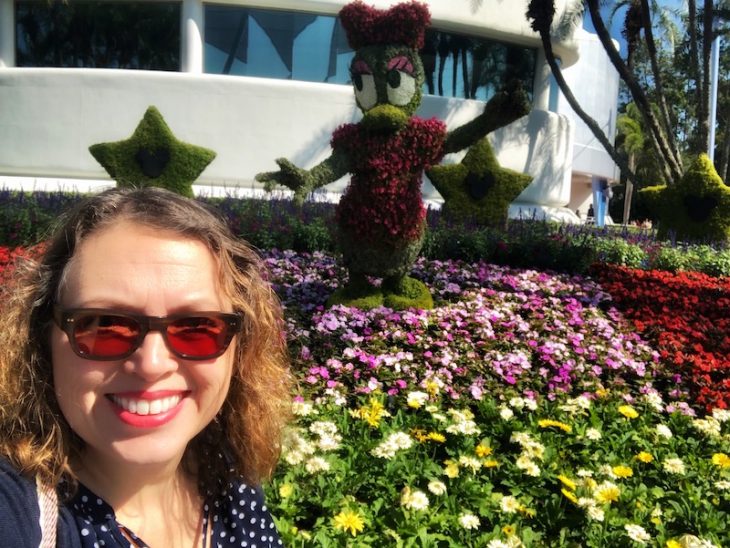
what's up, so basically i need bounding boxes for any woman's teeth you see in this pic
[110,395,182,415]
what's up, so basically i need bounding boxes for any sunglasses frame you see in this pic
[52,307,243,361]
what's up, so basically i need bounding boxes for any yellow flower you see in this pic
[278,483,294,498]
[443,459,460,478]
[618,405,639,419]
[518,506,536,518]
[711,453,730,468]
[411,428,428,442]
[595,388,609,398]
[483,459,500,468]
[354,398,389,427]
[427,432,446,443]
[612,465,633,478]
[665,541,681,548]
[593,482,620,504]
[502,524,516,536]
[475,443,493,457]
[538,419,573,433]
[636,451,654,463]
[333,510,365,537]
[425,379,440,395]
[561,488,578,504]
[557,474,577,491]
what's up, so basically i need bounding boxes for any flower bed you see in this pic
[264,251,729,546]
[2,247,728,545]
[593,265,730,412]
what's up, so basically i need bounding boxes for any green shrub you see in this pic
[593,238,647,268]
[651,155,730,244]
[2,190,728,280]
[650,246,693,272]
[652,244,730,277]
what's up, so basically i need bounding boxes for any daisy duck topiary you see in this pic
[257,0,530,309]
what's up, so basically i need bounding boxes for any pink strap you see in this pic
[36,476,58,548]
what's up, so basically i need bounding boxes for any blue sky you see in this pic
[583,0,686,51]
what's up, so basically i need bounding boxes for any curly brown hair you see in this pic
[0,187,292,496]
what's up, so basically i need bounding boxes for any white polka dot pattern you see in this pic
[69,481,282,547]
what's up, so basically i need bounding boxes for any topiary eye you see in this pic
[353,72,364,91]
[387,69,401,89]
[386,71,416,106]
[353,73,377,110]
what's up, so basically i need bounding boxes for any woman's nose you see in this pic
[123,332,178,379]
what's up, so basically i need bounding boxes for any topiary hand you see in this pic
[255,158,313,204]
[482,80,531,129]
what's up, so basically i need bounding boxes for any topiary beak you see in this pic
[361,104,409,132]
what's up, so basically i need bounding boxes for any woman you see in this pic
[0,187,291,547]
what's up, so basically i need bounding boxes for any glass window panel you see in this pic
[204,6,535,102]
[15,1,180,70]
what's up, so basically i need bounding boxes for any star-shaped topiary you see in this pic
[426,136,531,227]
[89,106,216,198]
[652,154,730,244]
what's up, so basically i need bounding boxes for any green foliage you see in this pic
[0,190,87,247]
[89,106,216,198]
[592,238,647,269]
[651,155,730,244]
[327,275,434,311]
[268,393,730,547]
[3,190,729,278]
[637,184,667,222]
[650,246,693,273]
[428,138,532,228]
[383,276,434,310]
[649,245,730,277]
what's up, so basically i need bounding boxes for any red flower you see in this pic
[592,264,730,412]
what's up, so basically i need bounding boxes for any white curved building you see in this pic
[0,0,618,222]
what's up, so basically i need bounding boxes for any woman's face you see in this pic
[51,221,236,472]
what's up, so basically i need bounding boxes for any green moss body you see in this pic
[89,106,216,198]
[427,137,531,227]
[645,154,730,243]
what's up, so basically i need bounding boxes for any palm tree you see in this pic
[616,102,647,223]
[526,1,638,185]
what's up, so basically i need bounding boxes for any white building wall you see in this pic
[556,28,621,215]
[0,0,587,221]
[0,68,572,209]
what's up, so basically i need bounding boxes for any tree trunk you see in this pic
[720,133,730,183]
[536,22,639,187]
[623,154,636,225]
[689,0,702,113]
[586,0,683,184]
[640,0,682,165]
[699,0,714,151]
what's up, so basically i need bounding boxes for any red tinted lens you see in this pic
[73,314,141,358]
[166,316,229,357]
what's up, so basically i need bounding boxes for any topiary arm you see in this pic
[255,150,350,205]
[444,80,531,155]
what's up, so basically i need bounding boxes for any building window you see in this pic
[15,1,180,70]
[204,6,535,102]
[422,30,536,102]
[205,6,352,84]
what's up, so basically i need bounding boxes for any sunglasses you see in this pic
[53,307,243,361]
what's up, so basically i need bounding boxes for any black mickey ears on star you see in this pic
[89,106,216,198]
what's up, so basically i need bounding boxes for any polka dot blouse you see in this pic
[70,480,282,548]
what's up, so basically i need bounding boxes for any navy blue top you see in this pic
[0,458,282,548]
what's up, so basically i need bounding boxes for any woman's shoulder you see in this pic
[210,478,282,547]
[0,457,42,545]
[0,457,82,548]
